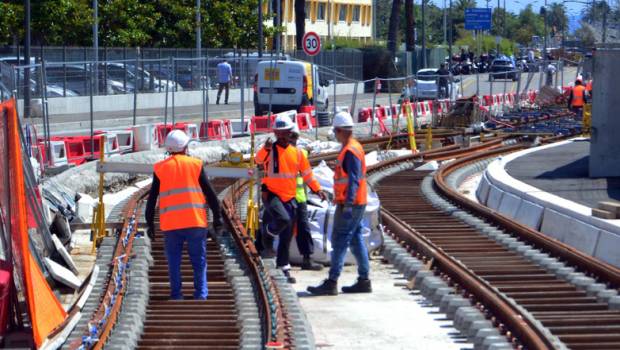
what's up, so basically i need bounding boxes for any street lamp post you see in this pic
[448,0,453,65]
[93,0,99,95]
[422,0,427,68]
[258,0,263,57]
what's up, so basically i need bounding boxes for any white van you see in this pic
[253,60,329,116]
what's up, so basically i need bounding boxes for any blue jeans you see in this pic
[164,227,208,300]
[328,205,370,281]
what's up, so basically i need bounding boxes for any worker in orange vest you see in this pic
[145,130,222,300]
[568,79,588,117]
[586,79,593,98]
[256,115,327,283]
[308,111,371,296]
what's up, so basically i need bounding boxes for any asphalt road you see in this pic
[36,67,579,136]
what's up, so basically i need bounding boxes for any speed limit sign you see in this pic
[302,31,321,56]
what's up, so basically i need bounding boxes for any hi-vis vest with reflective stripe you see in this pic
[296,148,309,203]
[334,138,367,205]
[257,143,320,202]
[572,85,586,107]
[154,154,208,231]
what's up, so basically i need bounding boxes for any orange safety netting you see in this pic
[3,98,67,347]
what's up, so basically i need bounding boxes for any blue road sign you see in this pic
[465,8,492,30]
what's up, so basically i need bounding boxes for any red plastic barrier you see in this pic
[207,120,225,140]
[358,107,372,122]
[296,113,311,130]
[482,95,493,107]
[174,122,199,140]
[298,105,315,116]
[374,106,386,120]
[58,137,87,165]
[223,119,232,139]
[250,115,272,133]
[156,124,173,145]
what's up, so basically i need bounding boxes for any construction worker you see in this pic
[256,115,327,283]
[568,79,587,118]
[290,124,323,271]
[308,111,371,296]
[145,130,222,300]
[585,75,593,98]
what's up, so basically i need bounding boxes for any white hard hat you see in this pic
[273,114,294,131]
[164,129,190,153]
[333,111,354,129]
[291,123,300,135]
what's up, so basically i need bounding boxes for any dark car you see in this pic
[489,59,519,81]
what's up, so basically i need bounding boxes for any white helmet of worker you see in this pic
[333,111,354,129]
[165,129,191,153]
[291,123,300,136]
[273,114,295,131]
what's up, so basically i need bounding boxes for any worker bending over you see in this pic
[256,115,326,283]
[290,124,323,271]
[568,78,587,118]
[145,130,222,300]
[308,112,371,296]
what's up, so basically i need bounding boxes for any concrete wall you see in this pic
[590,48,620,177]
[477,139,620,268]
[17,83,357,118]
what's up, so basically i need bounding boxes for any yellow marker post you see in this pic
[245,132,259,240]
[404,102,417,152]
[425,125,433,151]
[583,103,592,136]
[91,136,106,254]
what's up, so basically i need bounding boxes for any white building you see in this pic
[265,0,374,51]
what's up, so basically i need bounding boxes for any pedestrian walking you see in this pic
[216,59,232,104]
[290,124,323,271]
[145,130,223,300]
[307,112,371,296]
[568,79,587,118]
[256,115,327,283]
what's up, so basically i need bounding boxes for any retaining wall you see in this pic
[476,138,620,268]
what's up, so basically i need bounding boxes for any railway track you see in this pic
[374,144,620,350]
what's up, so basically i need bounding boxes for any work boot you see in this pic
[307,279,338,296]
[282,269,296,284]
[301,256,323,271]
[341,278,372,294]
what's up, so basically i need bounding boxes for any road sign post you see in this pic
[464,8,492,31]
[302,31,321,57]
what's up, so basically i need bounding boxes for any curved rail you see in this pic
[434,147,620,288]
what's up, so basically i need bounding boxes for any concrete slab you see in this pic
[486,185,504,211]
[514,199,544,230]
[541,208,600,255]
[497,192,522,219]
[593,230,620,267]
[292,258,473,350]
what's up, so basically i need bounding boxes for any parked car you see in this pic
[150,65,202,90]
[44,64,134,95]
[407,69,460,101]
[489,58,519,81]
[104,63,179,93]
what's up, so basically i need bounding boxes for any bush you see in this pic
[455,33,517,56]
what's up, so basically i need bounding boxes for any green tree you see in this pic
[32,0,93,46]
[99,0,159,47]
[546,3,568,36]
[575,22,596,46]
[0,1,24,46]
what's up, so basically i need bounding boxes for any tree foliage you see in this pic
[0,0,270,48]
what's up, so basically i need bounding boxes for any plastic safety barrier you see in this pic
[174,122,199,140]
[132,124,159,152]
[296,113,312,130]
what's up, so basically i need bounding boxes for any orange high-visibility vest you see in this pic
[257,143,321,202]
[154,154,208,231]
[586,80,593,92]
[571,85,586,107]
[334,138,367,205]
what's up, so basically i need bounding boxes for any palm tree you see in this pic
[295,0,306,50]
[387,0,402,53]
[405,0,415,51]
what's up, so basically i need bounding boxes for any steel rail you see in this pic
[434,146,620,288]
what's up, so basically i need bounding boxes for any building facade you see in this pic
[265,0,374,51]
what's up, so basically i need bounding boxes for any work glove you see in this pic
[315,190,328,202]
[342,205,353,220]
[147,225,156,242]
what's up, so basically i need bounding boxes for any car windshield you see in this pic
[417,70,438,80]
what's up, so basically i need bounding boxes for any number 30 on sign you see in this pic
[302,31,321,56]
